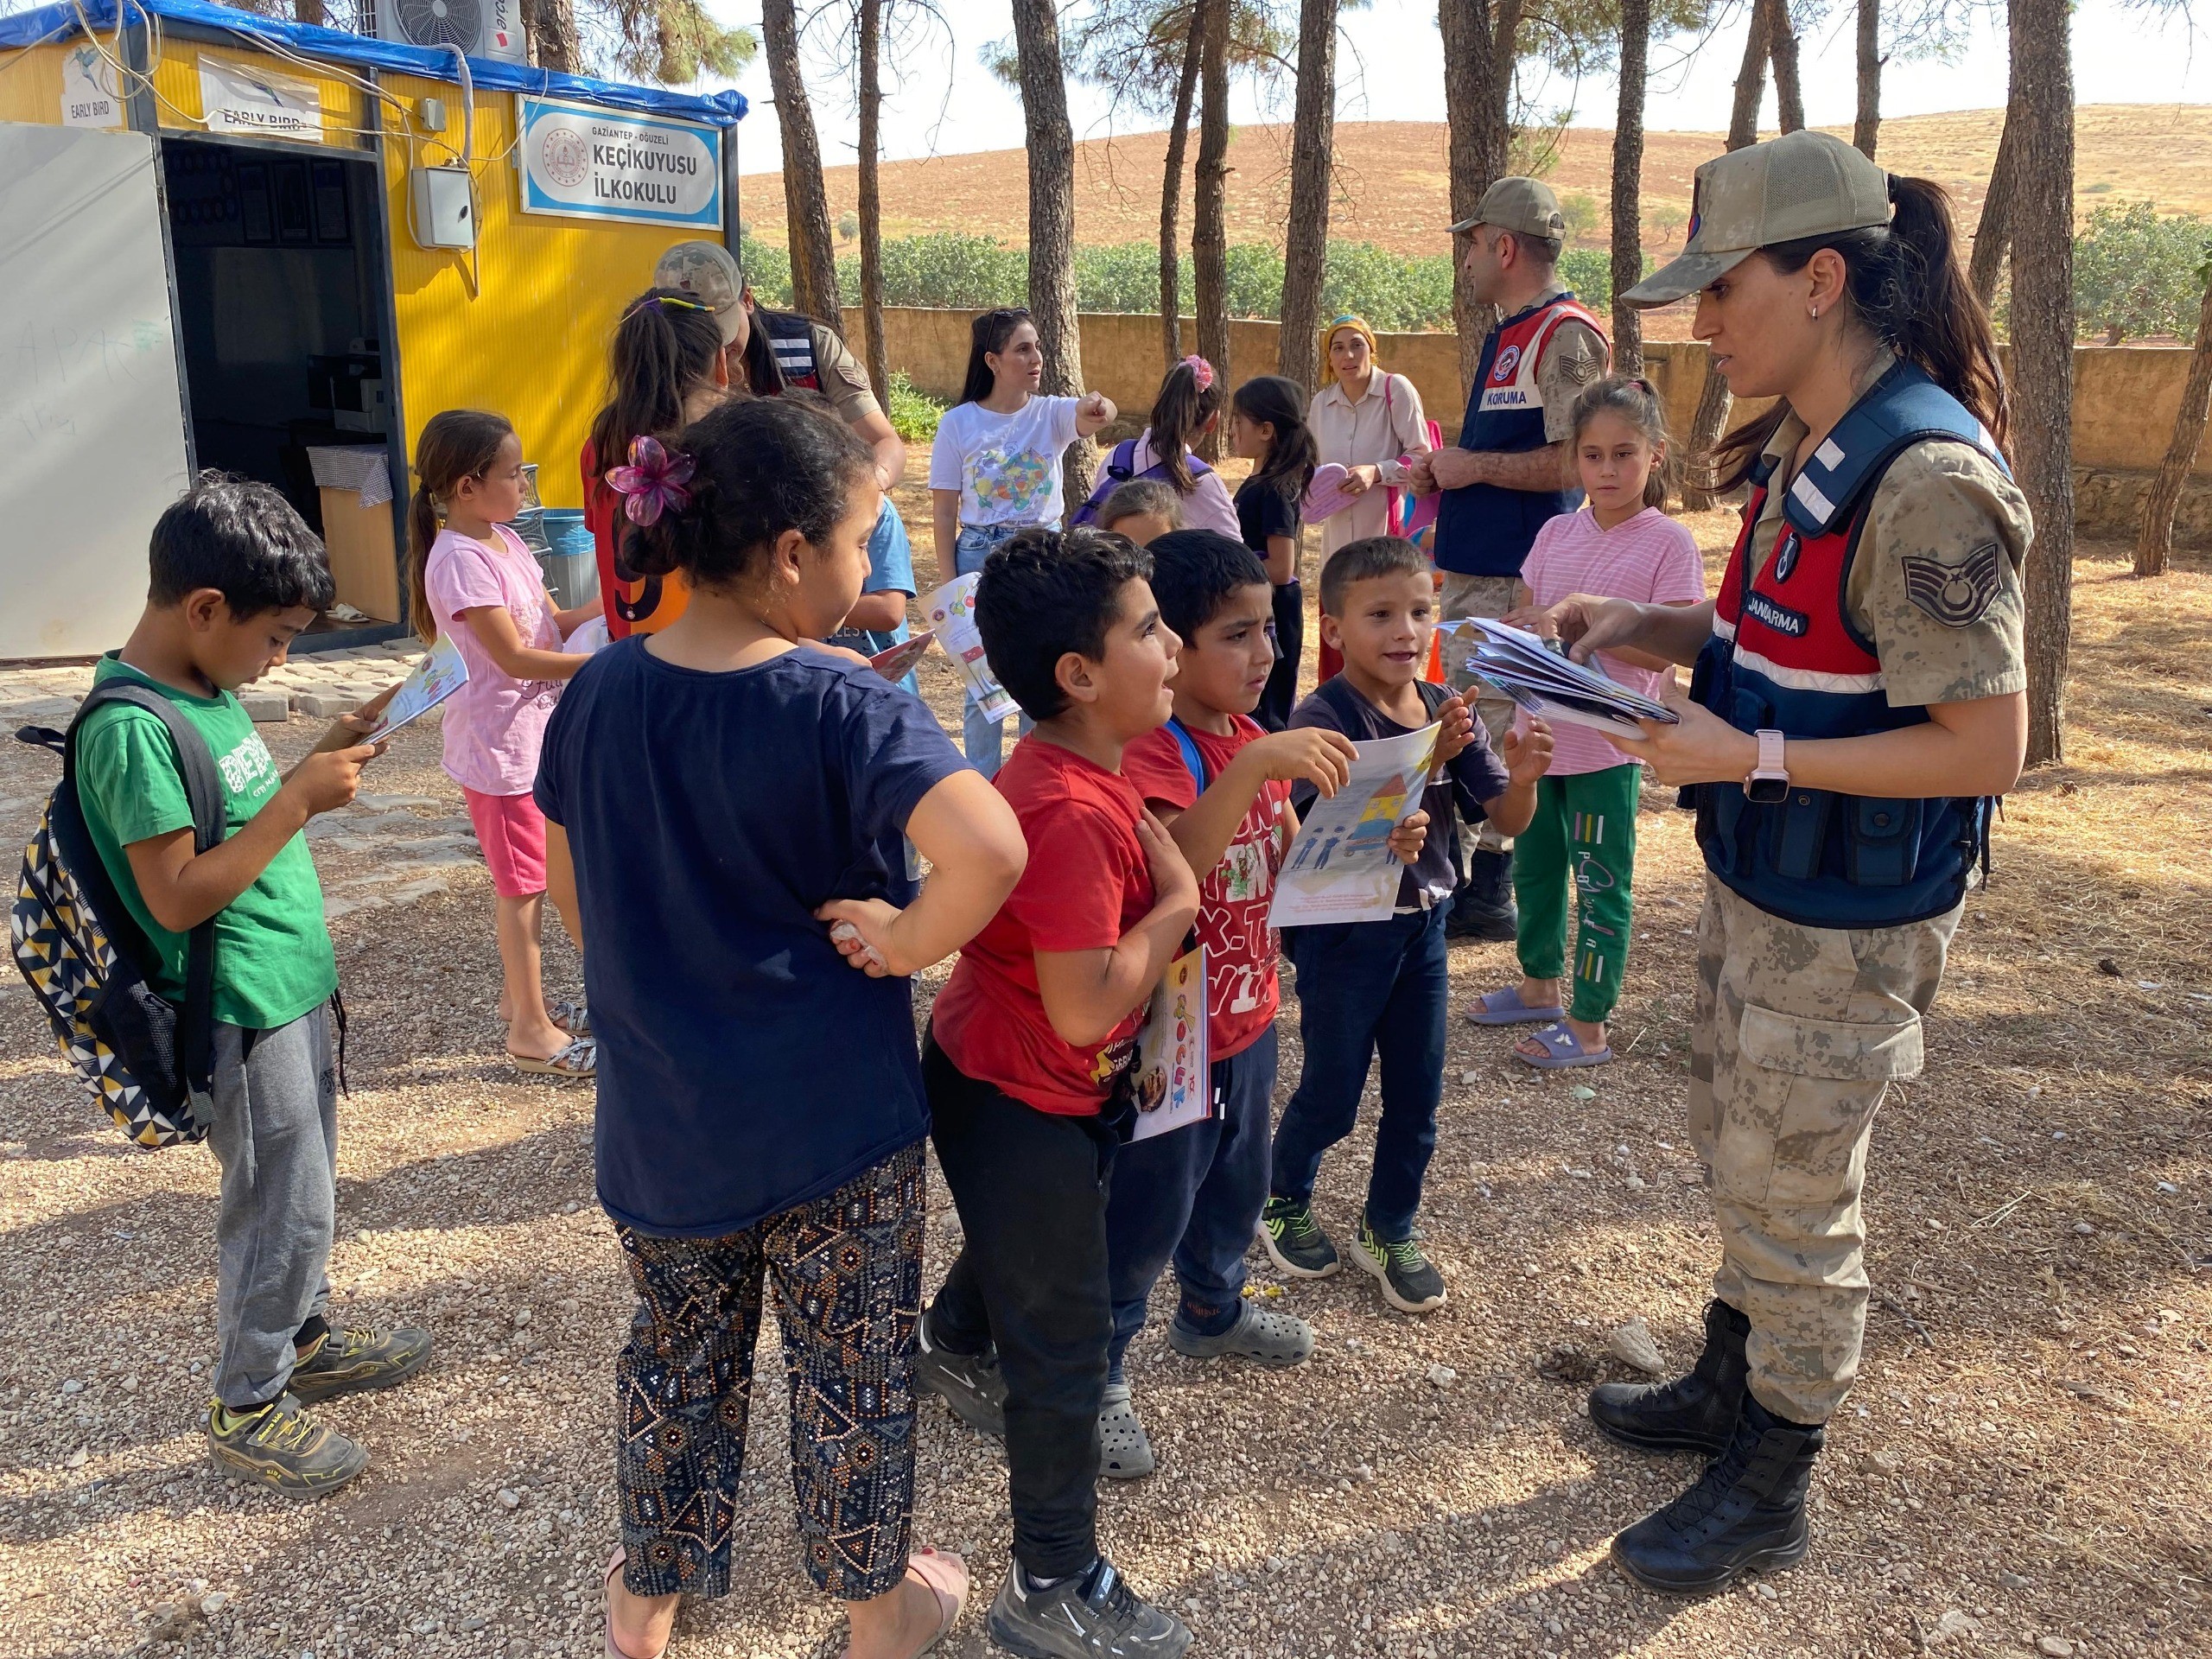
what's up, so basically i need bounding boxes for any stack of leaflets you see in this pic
[1440,616,1678,739]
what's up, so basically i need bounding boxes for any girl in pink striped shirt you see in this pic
[1467,376,1705,1068]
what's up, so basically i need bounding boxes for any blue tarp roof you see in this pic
[0,0,749,125]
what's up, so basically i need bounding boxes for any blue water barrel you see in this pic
[535,509,599,609]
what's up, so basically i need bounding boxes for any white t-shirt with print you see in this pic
[930,395,1083,528]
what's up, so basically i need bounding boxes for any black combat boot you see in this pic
[1446,848,1518,941]
[1588,1299,1750,1457]
[1610,1392,1823,1593]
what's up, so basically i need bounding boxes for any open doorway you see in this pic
[160,135,405,637]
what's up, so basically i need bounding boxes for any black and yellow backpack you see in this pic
[11,682,225,1148]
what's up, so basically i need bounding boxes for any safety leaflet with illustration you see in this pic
[1442,616,1678,740]
[1267,721,1440,929]
[920,573,1020,725]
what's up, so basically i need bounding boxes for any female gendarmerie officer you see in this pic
[1538,130,2032,1592]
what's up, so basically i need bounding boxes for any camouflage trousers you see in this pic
[1688,873,1957,1424]
[1439,571,1522,854]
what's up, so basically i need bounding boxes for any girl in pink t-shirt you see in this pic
[1466,376,1706,1069]
[407,410,601,1077]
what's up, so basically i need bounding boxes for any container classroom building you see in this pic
[0,0,747,658]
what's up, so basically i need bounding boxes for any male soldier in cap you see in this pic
[1408,177,1610,940]
[654,239,907,492]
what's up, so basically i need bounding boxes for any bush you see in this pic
[1319,241,1456,332]
[2073,201,2207,342]
[883,370,944,442]
[1075,243,1187,315]
[737,232,792,308]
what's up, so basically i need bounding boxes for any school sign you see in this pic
[516,96,721,231]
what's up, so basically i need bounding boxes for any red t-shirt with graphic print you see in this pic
[1121,714,1292,1062]
[931,736,1157,1116]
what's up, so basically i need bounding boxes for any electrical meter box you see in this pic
[409,165,474,250]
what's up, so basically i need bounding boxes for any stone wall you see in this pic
[856,308,2209,545]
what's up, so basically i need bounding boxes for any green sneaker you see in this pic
[1349,1214,1446,1314]
[288,1323,434,1405]
[1257,1197,1340,1279]
[207,1395,367,1498]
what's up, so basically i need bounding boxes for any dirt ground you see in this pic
[739,106,2212,259]
[0,461,2208,1659]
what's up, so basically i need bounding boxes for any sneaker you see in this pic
[1348,1213,1446,1314]
[288,1323,434,1406]
[986,1556,1191,1658]
[1167,1297,1313,1368]
[915,1312,1007,1440]
[206,1394,367,1499]
[1098,1382,1154,1480]
[1256,1197,1340,1279]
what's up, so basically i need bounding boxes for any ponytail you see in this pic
[1570,375,1676,511]
[1232,374,1319,508]
[587,288,728,487]
[1710,174,2007,494]
[1147,357,1222,493]
[404,409,515,643]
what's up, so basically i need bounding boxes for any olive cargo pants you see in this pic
[1688,874,1958,1425]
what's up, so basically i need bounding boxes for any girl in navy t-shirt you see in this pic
[535,396,1024,1659]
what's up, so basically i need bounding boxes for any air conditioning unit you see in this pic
[376,0,528,63]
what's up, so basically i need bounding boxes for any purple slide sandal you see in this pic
[1514,1020,1613,1070]
[1465,986,1566,1027]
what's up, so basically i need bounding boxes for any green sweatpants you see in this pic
[1512,764,1642,1024]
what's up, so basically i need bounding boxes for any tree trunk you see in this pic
[1609,0,1649,377]
[1764,0,1804,136]
[1853,0,1881,159]
[1160,19,1204,366]
[2136,268,2212,577]
[1968,118,2018,309]
[1012,0,1096,509]
[762,0,841,324]
[292,0,325,27]
[2007,0,2075,766]
[1193,0,1233,458]
[524,0,578,73]
[1440,0,1524,395]
[857,0,887,398]
[1276,0,1340,391]
[1681,6,1773,511]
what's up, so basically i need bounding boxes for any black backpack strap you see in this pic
[65,683,228,1095]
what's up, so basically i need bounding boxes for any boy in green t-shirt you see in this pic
[77,476,433,1498]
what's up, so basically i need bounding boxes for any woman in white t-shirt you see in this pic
[929,307,1115,772]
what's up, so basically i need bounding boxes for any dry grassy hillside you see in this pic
[736,105,2212,257]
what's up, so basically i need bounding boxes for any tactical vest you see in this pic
[1433,294,1605,579]
[760,311,822,391]
[1688,360,2005,930]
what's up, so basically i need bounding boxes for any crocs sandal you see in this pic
[1097,1382,1155,1480]
[838,1547,969,1659]
[1514,1020,1613,1070]
[510,1037,597,1078]
[1465,986,1566,1026]
[603,1548,669,1659]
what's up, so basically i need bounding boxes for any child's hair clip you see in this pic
[1179,354,1215,392]
[606,435,696,527]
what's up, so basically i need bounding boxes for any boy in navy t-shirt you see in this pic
[917,528,1202,1659]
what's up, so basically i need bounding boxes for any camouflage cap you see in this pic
[1446,176,1566,243]
[652,240,746,343]
[1624,130,1891,308]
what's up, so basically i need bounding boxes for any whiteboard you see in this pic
[0,124,192,659]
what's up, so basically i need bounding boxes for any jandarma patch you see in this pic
[1743,590,1809,638]
[1899,542,2005,627]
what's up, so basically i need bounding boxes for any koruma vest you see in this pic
[1688,359,2006,930]
[1433,295,1605,579]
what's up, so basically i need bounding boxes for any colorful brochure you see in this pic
[363,632,467,744]
[920,573,1020,726]
[1267,721,1440,927]
[1128,948,1210,1141]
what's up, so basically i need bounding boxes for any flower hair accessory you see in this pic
[606,435,696,527]
[1179,354,1215,392]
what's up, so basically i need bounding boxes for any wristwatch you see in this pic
[1745,728,1789,804]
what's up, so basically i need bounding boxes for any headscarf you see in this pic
[1319,313,1380,388]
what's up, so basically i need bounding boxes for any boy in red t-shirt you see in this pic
[1098,531,1381,1480]
[918,528,1202,1658]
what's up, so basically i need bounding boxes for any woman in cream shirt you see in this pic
[1306,313,1433,556]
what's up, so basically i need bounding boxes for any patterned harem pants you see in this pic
[613,1142,926,1601]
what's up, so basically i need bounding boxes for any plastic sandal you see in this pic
[510,1037,597,1078]
[1465,986,1566,1026]
[602,1548,670,1659]
[1097,1382,1155,1480]
[837,1547,969,1659]
[1514,1020,1614,1070]
[550,1000,591,1038]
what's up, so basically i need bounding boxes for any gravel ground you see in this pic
[1,484,2206,1659]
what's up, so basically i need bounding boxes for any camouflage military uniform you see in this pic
[1440,286,1609,851]
[1694,372,2031,1426]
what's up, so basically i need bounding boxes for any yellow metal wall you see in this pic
[150,36,370,145]
[378,72,719,510]
[0,41,71,127]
